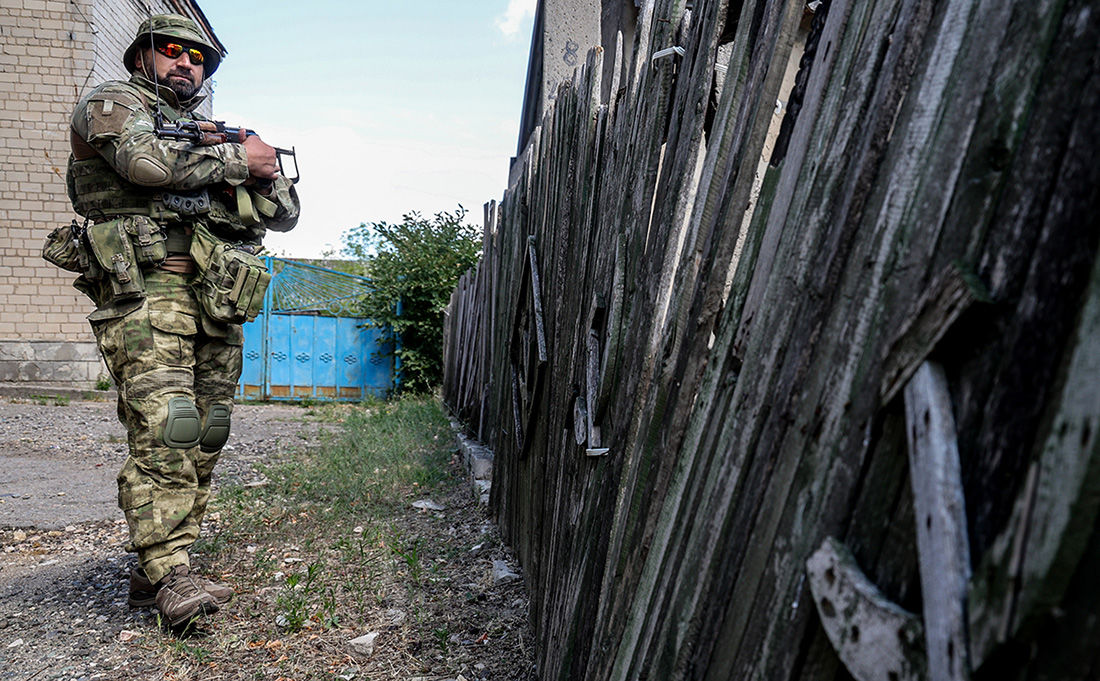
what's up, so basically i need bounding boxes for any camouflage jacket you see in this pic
[67,72,299,243]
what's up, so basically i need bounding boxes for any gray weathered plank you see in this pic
[904,361,971,681]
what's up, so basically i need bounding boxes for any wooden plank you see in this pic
[879,264,990,405]
[968,239,1100,668]
[807,537,926,681]
[904,361,971,681]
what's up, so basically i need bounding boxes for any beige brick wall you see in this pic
[0,0,215,386]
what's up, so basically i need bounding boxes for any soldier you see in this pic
[50,14,300,627]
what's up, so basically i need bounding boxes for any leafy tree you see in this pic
[342,207,481,393]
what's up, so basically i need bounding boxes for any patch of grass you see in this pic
[31,394,70,406]
[259,396,456,516]
[167,639,213,663]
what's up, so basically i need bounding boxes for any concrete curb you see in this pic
[448,417,494,507]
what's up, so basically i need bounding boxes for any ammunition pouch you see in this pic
[42,219,98,275]
[85,218,143,300]
[190,223,270,324]
[81,215,168,303]
[160,189,210,216]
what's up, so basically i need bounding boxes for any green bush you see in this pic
[342,207,481,393]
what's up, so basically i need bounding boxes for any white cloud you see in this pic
[495,0,536,38]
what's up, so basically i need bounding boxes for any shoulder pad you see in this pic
[81,92,144,143]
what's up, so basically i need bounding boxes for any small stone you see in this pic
[118,630,141,642]
[349,631,379,657]
[492,560,520,585]
[6,638,23,648]
[470,457,493,480]
[411,499,445,511]
[352,526,364,534]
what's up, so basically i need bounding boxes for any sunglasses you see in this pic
[154,42,205,65]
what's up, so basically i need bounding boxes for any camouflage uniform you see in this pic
[61,17,299,585]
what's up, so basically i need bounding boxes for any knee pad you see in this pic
[199,404,232,453]
[163,396,201,448]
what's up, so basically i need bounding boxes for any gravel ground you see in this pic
[0,397,339,679]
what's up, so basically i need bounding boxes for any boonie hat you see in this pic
[122,13,223,78]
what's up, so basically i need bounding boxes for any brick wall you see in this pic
[0,0,214,387]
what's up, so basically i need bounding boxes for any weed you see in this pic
[95,374,112,391]
[387,530,426,584]
[169,639,212,663]
[277,568,310,631]
[192,530,229,557]
[276,561,331,633]
[31,394,69,406]
[434,626,451,653]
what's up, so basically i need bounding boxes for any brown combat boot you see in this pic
[130,567,234,608]
[154,565,219,627]
[194,573,234,605]
[128,567,158,608]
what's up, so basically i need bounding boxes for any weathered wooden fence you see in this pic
[443,0,1100,679]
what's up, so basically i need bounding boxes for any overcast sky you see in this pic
[200,1,537,258]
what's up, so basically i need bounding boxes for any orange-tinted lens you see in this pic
[155,43,204,64]
[156,43,183,59]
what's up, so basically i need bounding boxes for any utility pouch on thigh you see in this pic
[86,218,144,300]
[190,223,270,324]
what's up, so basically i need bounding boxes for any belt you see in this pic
[164,224,193,254]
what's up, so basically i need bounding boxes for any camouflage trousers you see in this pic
[91,270,242,585]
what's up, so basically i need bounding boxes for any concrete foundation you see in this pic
[0,340,107,389]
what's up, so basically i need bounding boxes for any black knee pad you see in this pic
[199,404,232,453]
[164,396,201,448]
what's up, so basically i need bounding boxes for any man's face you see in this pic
[139,41,204,100]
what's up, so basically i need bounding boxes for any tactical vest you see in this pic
[67,154,265,244]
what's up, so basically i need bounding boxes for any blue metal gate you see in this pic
[237,257,394,401]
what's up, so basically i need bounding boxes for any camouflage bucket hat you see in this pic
[123,13,222,78]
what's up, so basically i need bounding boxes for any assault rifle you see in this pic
[154,118,300,184]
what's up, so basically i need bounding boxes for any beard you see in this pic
[157,71,201,100]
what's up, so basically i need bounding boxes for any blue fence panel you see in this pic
[312,317,338,397]
[236,257,394,402]
[238,313,393,401]
[240,316,266,400]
